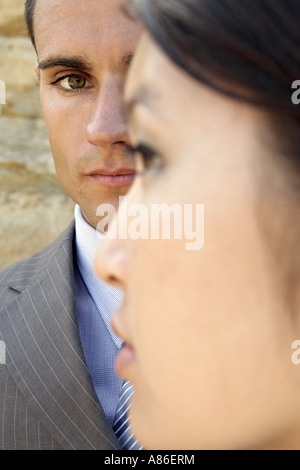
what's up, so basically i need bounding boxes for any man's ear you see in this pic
[34,63,40,83]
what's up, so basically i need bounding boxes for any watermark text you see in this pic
[96,197,204,251]
[291,80,300,105]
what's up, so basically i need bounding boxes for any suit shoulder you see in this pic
[0,221,75,291]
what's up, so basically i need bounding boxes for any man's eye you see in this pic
[51,74,92,92]
[126,144,163,174]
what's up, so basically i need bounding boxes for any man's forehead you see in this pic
[34,0,142,57]
[35,0,137,32]
[35,0,126,17]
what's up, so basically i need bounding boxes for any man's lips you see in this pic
[87,168,136,176]
[86,168,136,187]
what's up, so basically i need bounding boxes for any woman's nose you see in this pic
[94,234,127,290]
[94,180,141,289]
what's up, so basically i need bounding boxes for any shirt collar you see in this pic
[74,204,105,266]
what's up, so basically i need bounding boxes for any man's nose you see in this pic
[87,77,129,148]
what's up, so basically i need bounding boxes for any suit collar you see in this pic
[0,223,121,449]
[7,221,75,294]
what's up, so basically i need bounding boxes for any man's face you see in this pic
[34,0,142,228]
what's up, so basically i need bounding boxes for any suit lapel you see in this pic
[0,227,121,450]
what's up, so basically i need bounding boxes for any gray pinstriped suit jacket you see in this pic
[0,221,121,450]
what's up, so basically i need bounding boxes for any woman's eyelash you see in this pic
[126,144,163,173]
[126,144,157,162]
[127,144,163,174]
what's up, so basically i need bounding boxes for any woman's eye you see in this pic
[52,75,92,92]
[126,144,163,174]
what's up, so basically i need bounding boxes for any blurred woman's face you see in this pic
[95,33,300,449]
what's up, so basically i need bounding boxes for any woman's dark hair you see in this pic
[133,0,300,115]
[25,0,37,50]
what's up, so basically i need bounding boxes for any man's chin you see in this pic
[79,199,120,231]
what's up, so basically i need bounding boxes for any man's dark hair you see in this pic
[25,0,37,50]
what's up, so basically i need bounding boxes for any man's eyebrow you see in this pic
[125,85,158,116]
[39,54,133,72]
[38,55,93,71]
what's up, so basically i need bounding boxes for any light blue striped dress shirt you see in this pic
[74,204,124,425]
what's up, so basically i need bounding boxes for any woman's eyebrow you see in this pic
[38,55,93,71]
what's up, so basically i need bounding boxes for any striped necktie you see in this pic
[113,381,143,450]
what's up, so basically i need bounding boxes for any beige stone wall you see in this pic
[0,0,74,270]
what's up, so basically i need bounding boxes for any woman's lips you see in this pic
[115,343,136,378]
[87,169,136,187]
